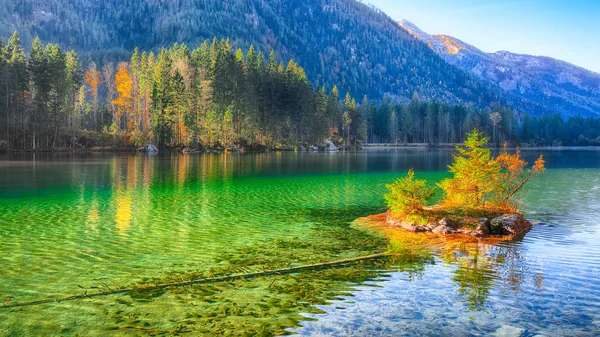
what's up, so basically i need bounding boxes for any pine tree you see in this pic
[85,62,101,130]
[326,85,340,140]
[29,37,49,148]
[7,31,28,149]
[65,50,82,140]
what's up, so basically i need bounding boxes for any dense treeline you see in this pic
[1,32,599,151]
[368,98,600,146]
[0,32,356,150]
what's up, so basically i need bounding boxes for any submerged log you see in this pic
[0,253,387,310]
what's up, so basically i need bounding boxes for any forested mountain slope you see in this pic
[0,0,502,107]
[400,20,600,117]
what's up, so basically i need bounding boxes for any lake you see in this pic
[1,149,599,336]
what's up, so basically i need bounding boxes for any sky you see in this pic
[367,0,600,73]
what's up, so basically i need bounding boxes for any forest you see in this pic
[0,31,599,152]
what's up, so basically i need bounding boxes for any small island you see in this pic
[371,129,546,239]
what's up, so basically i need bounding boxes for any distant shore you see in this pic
[362,143,600,150]
[2,144,600,155]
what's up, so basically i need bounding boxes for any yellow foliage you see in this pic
[438,129,500,210]
[112,64,133,120]
[439,132,545,213]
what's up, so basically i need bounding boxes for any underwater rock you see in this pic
[494,325,525,337]
[490,214,532,236]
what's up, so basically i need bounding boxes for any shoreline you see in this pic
[356,212,533,241]
[362,144,600,150]
[2,144,600,155]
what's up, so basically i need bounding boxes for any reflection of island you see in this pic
[355,216,532,311]
[448,240,534,310]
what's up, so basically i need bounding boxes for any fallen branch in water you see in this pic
[1,252,387,310]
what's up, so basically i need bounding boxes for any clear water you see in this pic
[0,149,599,336]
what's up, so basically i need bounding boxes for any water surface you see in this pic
[0,149,599,336]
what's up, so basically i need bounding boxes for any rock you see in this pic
[324,140,339,152]
[473,218,491,237]
[386,217,430,232]
[425,222,439,230]
[399,222,430,233]
[494,325,525,337]
[490,214,532,236]
[433,224,457,234]
[147,144,159,154]
[438,218,459,229]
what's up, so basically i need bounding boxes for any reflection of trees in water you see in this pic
[441,241,527,310]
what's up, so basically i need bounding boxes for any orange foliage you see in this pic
[421,130,545,215]
[179,121,188,140]
[493,144,545,212]
[85,69,101,98]
[112,64,133,128]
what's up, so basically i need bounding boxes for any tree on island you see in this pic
[385,129,545,227]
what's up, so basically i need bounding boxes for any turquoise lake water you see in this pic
[1,149,599,336]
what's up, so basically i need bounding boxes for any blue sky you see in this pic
[367,0,600,73]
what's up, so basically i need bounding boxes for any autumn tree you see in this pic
[438,129,501,210]
[493,145,545,212]
[438,129,545,213]
[112,62,133,140]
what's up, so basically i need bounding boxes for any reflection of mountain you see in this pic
[400,20,600,117]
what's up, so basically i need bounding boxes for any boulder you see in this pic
[398,222,430,233]
[433,224,457,235]
[386,217,430,232]
[438,218,459,229]
[490,214,532,236]
[473,218,491,237]
[147,144,159,154]
[425,222,439,231]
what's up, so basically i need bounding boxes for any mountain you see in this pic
[399,19,600,117]
[0,0,502,107]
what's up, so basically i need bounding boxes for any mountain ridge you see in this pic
[399,19,600,117]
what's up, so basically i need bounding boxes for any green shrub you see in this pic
[384,169,435,220]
